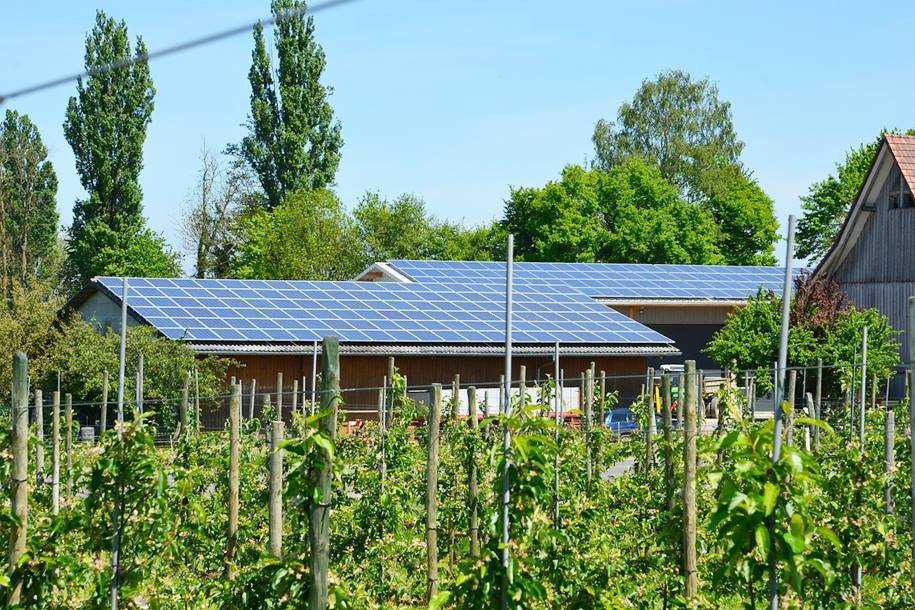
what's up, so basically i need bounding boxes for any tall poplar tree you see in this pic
[239,0,343,209]
[0,110,59,290]
[63,10,179,287]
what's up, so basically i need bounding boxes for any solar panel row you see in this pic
[388,259,792,299]
[96,277,672,345]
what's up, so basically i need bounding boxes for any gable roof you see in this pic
[358,260,794,305]
[78,276,677,356]
[815,134,915,278]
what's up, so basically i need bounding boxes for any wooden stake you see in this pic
[519,365,527,409]
[785,370,796,447]
[599,370,606,425]
[452,374,460,419]
[100,370,109,433]
[249,378,256,420]
[886,401,895,515]
[225,383,241,579]
[585,368,593,494]
[425,383,441,601]
[276,372,283,422]
[678,372,685,427]
[179,373,189,439]
[467,386,480,559]
[386,357,395,427]
[52,391,60,515]
[683,360,698,599]
[291,379,298,419]
[662,373,674,511]
[35,389,44,485]
[194,368,200,431]
[646,366,656,470]
[269,420,284,558]
[8,353,28,605]
[310,336,339,610]
[65,393,73,499]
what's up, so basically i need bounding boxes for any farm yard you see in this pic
[4,0,915,608]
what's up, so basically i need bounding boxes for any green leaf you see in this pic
[754,524,770,559]
[763,482,778,516]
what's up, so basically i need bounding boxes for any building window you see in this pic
[889,165,914,209]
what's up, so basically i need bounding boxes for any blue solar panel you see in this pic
[387,260,800,300]
[94,277,672,346]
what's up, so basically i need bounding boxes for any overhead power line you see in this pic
[0,0,362,105]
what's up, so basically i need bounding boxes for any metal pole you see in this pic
[111,277,128,610]
[500,234,513,610]
[311,340,318,416]
[769,214,794,610]
[553,341,560,528]
[859,326,868,449]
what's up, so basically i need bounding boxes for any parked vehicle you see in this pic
[604,407,638,434]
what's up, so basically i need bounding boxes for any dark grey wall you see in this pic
[645,323,723,369]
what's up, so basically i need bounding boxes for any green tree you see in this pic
[703,174,779,265]
[0,110,59,290]
[501,161,723,264]
[795,130,915,262]
[593,69,744,202]
[354,192,431,261]
[239,0,343,209]
[233,189,363,280]
[63,11,177,286]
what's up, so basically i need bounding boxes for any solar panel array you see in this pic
[388,260,794,300]
[95,276,672,345]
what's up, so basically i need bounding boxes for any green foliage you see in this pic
[239,0,343,209]
[593,69,744,203]
[0,110,59,288]
[63,10,177,288]
[233,189,364,280]
[501,161,725,264]
[354,192,496,263]
[0,281,61,394]
[703,173,779,266]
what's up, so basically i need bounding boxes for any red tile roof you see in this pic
[885,134,915,192]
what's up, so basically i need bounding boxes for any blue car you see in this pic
[604,408,638,434]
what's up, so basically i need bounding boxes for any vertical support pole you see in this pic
[249,379,256,420]
[138,353,144,422]
[180,374,189,439]
[386,357,395,427]
[377,384,386,487]
[910,296,915,593]
[276,371,283,423]
[194,367,200,431]
[52,391,60,515]
[519,365,526,410]
[8,352,28,606]
[302,375,307,416]
[646,366,656,469]
[662,373,674,511]
[814,359,823,450]
[35,389,44,485]
[553,341,561,528]
[65,393,73,498]
[750,378,756,422]
[499,374,505,415]
[452,374,460,419]
[769,214,794,610]
[426,384,441,602]
[885,401,895,515]
[786,370,796,447]
[599,370,606,426]
[225,383,241,579]
[310,336,339,610]
[269,420,284,558]
[311,340,319,416]
[859,326,869,449]
[698,369,705,420]
[678,371,685,426]
[291,379,298,421]
[683,360,698,599]
[467,386,480,559]
[585,368,593,494]
[500,234,513,610]
[100,370,109,433]
[111,277,128,610]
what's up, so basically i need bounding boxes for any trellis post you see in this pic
[52,391,60,515]
[8,353,28,605]
[683,360,698,598]
[425,384,441,601]
[225,383,241,579]
[269,420,284,558]
[35,389,44,485]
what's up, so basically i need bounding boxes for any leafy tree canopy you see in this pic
[63,10,172,288]
[238,0,343,209]
[593,69,744,202]
[501,161,724,264]
[795,129,915,263]
[0,109,59,289]
[233,189,363,280]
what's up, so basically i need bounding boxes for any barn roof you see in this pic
[82,276,677,355]
[815,133,915,278]
[359,259,793,303]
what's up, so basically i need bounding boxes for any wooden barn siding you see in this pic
[832,175,915,362]
[208,353,649,426]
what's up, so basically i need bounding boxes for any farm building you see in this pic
[70,275,678,421]
[356,260,790,368]
[814,134,915,370]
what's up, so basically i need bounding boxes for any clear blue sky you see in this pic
[2,0,913,269]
